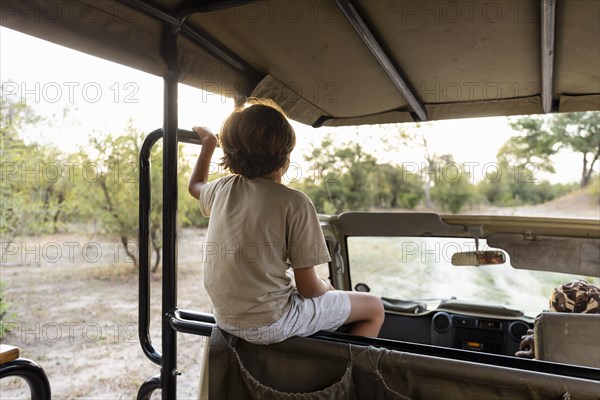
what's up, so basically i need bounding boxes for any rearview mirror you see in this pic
[451,250,506,266]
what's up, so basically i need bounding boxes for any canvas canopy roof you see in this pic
[2,0,599,127]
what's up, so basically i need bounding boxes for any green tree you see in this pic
[0,94,64,245]
[81,121,143,266]
[1,93,78,242]
[1,94,203,271]
[146,141,202,272]
[80,121,200,271]
[1,96,35,245]
[0,282,14,341]
[477,158,576,206]
[35,146,76,233]
[552,111,600,187]
[502,112,600,188]
[501,116,558,174]
[371,163,423,209]
[590,176,600,204]
[430,156,476,214]
[296,128,423,213]
[422,136,437,209]
[477,160,512,206]
[178,153,211,229]
[297,133,377,213]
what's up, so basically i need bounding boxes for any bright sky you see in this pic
[0,27,586,184]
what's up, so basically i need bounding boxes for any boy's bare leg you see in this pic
[344,292,385,337]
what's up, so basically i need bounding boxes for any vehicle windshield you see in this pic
[347,236,599,318]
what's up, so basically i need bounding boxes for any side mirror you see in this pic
[354,283,371,292]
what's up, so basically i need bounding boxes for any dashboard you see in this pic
[379,306,532,357]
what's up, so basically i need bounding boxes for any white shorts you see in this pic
[219,290,351,345]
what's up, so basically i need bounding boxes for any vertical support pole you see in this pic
[541,0,556,113]
[161,25,180,399]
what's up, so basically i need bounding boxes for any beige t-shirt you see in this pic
[199,175,331,326]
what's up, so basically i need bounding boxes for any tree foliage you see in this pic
[1,95,72,245]
[501,116,558,173]
[80,122,142,266]
[1,100,203,271]
[295,134,375,213]
[0,282,13,340]
[475,156,577,207]
[502,112,600,187]
[429,155,477,214]
[78,122,198,270]
[552,112,600,187]
[293,132,423,213]
[3,97,593,274]
[371,163,423,209]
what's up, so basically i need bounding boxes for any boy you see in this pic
[188,98,384,344]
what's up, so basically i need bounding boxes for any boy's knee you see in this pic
[376,300,385,323]
[347,292,384,320]
[367,294,385,323]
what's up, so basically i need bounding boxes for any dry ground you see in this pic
[463,189,600,219]
[1,228,211,399]
[1,190,598,399]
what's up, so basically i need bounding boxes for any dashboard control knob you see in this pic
[432,312,452,333]
[508,321,530,341]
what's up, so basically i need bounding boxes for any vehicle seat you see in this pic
[534,312,600,368]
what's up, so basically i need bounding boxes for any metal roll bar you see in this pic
[138,128,202,368]
[0,358,51,400]
[137,127,206,399]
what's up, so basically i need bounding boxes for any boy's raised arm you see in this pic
[188,126,218,200]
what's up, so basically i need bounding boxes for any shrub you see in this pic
[0,283,13,341]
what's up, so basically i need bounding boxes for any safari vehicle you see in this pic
[1,0,599,399]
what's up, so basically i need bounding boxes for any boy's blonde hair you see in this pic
[219,98,296,179]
